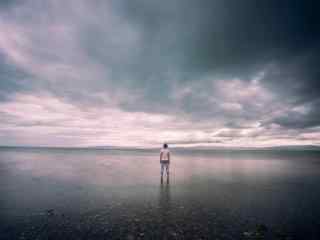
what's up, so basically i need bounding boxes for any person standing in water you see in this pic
[160,143,170,178]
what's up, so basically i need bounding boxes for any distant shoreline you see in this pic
[1,145,320,152]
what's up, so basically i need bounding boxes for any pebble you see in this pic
[243,231,253,237]
[46,209,55,216]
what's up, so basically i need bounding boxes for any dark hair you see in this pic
[163,143,168,148]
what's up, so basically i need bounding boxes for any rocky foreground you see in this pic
[1,202,293,240]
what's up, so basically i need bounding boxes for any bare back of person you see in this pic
[160,143,170,178]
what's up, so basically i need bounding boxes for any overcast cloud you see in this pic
[0,0,319,147]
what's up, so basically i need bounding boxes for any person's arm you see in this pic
[168,152,170,163]
[160,151,163,162]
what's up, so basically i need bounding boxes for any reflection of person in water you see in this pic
[159,175,171,219]
[160,143,170,180]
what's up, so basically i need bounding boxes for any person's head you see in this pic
[163,143,168,149]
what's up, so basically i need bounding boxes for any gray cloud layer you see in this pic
[0,0,319,146]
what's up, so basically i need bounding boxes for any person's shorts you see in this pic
[160,160,169,164]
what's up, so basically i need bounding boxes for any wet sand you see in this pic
[1,147,320,239]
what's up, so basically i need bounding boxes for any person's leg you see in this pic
[166,163,169,175]
[161,163,164,176]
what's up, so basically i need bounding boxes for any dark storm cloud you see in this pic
[0,0,320,146]
[271,100,320,129]
[259,52,320,129]
[0,53,31,101]
[114,0,319,75]
[0,0,20,9]
[262,53,320,104]
[110,0,320,128]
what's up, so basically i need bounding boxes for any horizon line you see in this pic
[1,144,320,150]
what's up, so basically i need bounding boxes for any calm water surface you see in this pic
[1,147,320,239]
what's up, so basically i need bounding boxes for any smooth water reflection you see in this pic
[1,148,316,187]
[1,147,320,239]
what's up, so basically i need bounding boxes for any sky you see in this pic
[0,0,319,148]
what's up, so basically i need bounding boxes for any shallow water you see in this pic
[1,147,320,239]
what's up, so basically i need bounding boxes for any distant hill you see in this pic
[1,145,320,151]
[170,145,320,151]
[261,145,320,151]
